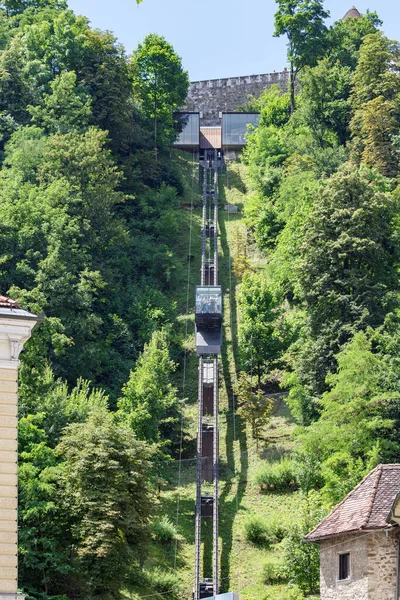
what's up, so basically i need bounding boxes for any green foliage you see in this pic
[350,32,400,109]
[263,560,288,585]
[254,458,298,492]
[152,515,179,546]
[132,33,189,155]
[144,568,182,599]
[327,10,382,69]
[299,332,400,504]
[57,409,153,599]
[239,5,400,596]
[282,495,323,594]
[274,0,330,112]
[349,32,400,176]
[299,59,352,144]
[238,273,287,382]
[27,71,92,133]
[0,3,192,597]
[296,164,399,395]
[244,513,288,547]
[117,329,182,449]
[251,85,291,128]
[243,515,271,547]
[234,372,273,447]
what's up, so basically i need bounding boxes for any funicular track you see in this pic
[194,150,221,600]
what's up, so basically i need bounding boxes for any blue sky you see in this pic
[67,0,399,81]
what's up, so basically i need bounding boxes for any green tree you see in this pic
[299,332,400,504]
[327,10,381,69]
[299,59,352,145]
[0,126,135,396]
[296,164,399,395]
[349,32,400,175]
[57,409,153,600]
[18,413,72,597]
[350,32,400,109]
[27,71,92,134]
[234,371,273,449]
[356,96,400,177]
[274,0,329,113]
[282,494,322,593]
[0,0,66,15]
[132,33,188,159]
[117,329,181,449]
[238,273,287,385]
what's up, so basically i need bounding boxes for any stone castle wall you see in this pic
[184,70,289,125]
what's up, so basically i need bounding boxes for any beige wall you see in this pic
[320,530,399,600]
[320,534,369,600]
[0,312,37,599]
[0,366,18,595]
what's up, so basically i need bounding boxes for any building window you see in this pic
[338,553,350,581]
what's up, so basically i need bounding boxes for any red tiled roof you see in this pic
[305,465,400,542]
[342,6,361,19]
[0,295,19,308]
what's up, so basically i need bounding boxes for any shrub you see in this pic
[263,515,289,542]
[243,515,271,546]
[243,514,288,546]
[254,458,298,492]
[282,526,320,594]
[145,568,182,599]
[263,561,288,584]
[153,516,178,546]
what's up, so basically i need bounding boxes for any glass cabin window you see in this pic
[196,287,222,314]
[222,113,260,146]
[174,113,200,146]
[338,553,350,581]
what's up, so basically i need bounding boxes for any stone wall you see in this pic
[184,70,289,125]
[367,529,398,599]
[319,530,400,600]
[320,534,369,600]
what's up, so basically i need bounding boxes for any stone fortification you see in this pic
[184,70,289,125]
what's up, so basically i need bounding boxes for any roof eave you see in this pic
[304,523,398,544]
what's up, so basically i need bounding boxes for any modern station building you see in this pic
[173,111,260,154]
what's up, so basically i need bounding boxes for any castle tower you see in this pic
[0,296,38,600]
[342,6,361,19]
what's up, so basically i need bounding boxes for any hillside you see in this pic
[0,1,398,600]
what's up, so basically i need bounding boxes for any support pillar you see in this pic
[0,299,38,599]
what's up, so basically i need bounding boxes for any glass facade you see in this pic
[202,594,239,600]
[174,113,200,146]
[222,113,260,146]
[195,286,222,315]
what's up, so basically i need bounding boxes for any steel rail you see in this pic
[194,356,204,600]
[213,355,219,596]
[194,149,221,599]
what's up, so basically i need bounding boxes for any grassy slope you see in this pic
[126,154,314,600]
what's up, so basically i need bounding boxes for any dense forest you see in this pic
[0,0,193,598]
[243,3,400,501]
[1,0,399,598]
[235,2,400,595]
